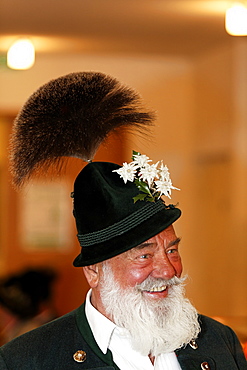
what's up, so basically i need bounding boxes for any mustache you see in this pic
[135,275,187,292]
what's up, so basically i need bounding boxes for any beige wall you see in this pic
[0,118,10,273]
[0,41,247,328]
[190,40,247,320]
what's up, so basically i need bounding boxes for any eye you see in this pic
[167,248,179,256]
[135,252,153,262]
[139,254,149,259]
[167,248,178,254]
[166,248,180,261]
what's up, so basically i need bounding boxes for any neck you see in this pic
[90,288,112,321]
[149,354,155,365]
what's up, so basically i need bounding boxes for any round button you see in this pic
[201,362,210,369]
[189,339,198,349]
[73,350,86,363]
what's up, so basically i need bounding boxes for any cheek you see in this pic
[167,251,183,276]
[174,258,183,277]
[110,255,152,288]
[117,267,152,288]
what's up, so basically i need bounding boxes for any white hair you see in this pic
[100,262,200,357]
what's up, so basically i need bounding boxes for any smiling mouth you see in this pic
[145,285,167,293]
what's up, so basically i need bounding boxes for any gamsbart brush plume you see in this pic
[9,71,155,188]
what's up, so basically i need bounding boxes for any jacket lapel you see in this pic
[176,348,216,369]
[76,303,120,370]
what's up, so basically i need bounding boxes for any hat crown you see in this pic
[74,162,139,234]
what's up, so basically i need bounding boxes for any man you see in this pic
[0,72,246,369]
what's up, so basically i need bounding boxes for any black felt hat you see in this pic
[73,161,181,266]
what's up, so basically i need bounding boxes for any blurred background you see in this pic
[0,0,247,347]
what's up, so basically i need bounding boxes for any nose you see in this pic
[151,252,176,280]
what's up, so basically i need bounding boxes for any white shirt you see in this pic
[85,290,182,370]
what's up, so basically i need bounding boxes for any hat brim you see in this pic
[73,206,181,266]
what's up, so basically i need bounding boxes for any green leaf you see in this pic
[132,150,141,160]
[153,193,160,199]
[134,179,151,195]
[133,194,148,203]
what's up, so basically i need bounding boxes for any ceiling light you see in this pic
[7,38,35,70]
[225,2,247,36]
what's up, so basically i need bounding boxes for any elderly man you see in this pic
[0,72,246,369]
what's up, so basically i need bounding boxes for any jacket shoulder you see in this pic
[198,314,243,344]
[177,314,247,370]
[0,307,115,369]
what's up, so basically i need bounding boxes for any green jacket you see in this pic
[0,303,246,369]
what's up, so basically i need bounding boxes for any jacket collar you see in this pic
[76,302,120,370]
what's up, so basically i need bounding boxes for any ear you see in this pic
[83,264,101,288]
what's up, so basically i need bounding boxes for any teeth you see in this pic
[149,286,167,292]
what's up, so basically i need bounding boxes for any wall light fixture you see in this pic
[7,38,35,70]
[225,2,247,36]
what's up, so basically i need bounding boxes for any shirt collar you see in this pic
[85,289,116,354]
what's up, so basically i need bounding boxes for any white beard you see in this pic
[100,262,200,357]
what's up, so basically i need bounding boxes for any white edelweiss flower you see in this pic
[112,162,137,183]
[132,154,152,168]
[155,179,180,198]
[158,162,170,181]
[139,162,159,186]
